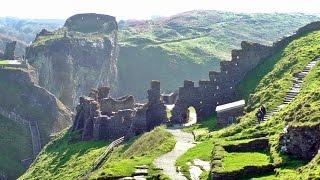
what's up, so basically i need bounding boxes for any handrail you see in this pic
[91,136,125,171]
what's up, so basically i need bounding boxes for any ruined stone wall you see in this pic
[100,95,135,115]
[72,82,167,141]
[280,124,320,161]
[216,107,244,129]
[171,21,320,124]
[0,41,17,60]
[146,81,168,129]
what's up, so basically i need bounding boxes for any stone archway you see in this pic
[185,106,197,126]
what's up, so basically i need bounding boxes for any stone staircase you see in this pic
[263,58,320,121]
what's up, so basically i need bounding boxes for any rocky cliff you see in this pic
[26,13,119,108]
[0,64,72,140]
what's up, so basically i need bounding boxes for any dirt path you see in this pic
[154,126,195,180]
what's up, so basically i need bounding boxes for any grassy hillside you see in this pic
[21,126,176,179]
[174,29,320,179]
[0,115,32,179]
[210,30,320,179]
[118,11,320,99]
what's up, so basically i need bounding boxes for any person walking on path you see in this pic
[256,105,267,123]
[256,108,264,123]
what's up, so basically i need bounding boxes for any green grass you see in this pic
[92,126,176,178]
[222,152,271,172]
[0,115,32,180]
[0,60,10,64]
[208,30,320,179]
[117,11,319,100]
[176,140,213,179]
[183,115,217,142]
[20,130,108,180]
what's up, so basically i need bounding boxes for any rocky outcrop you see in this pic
[26,13,119,108]
[72,81,167,141]
[64,13,117,33]
[280,124,320,161]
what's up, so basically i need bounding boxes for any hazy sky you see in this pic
[1,0,319,20]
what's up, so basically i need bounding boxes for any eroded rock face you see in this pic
[0,65,72,142]
[26,13,119,108]
[280,124,320,161]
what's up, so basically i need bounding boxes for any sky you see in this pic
[0,0,319,20]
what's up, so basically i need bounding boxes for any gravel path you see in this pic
[154,126,195,180]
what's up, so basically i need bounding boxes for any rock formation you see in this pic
[280,124,320,161]
[0,65,72,143]
[72,81,167,141]
[26,13,119,108]
[64,13,118,33]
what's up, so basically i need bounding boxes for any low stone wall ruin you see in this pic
[280,124,320,161]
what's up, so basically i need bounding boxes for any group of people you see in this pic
[256,105,266,123]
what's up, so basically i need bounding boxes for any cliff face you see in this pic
[26,13,119,108]
[0,65,72,139]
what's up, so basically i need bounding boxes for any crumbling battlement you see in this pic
[72,82,167,141]
[171,21,320,124]
[64,13,118,33]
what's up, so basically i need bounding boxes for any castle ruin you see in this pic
[171,21,320,124]
[72,81,167,141]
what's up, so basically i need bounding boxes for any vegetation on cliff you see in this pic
[0,115,32,179]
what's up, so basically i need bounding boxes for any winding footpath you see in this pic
[154,127,195,180]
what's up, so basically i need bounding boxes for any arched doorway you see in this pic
[185,106,197,126]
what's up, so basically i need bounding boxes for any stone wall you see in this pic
[171,21,320,124]
[72,81,167,141]
[216,107,244,129]
[100,95,135,115]
[280,124,320,161]
[146,81,168,130]
[0,41,17,60]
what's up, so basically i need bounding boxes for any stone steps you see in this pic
[263,58,319,121]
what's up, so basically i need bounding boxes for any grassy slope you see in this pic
[21,126,176,179]
[118,11,320,99]
[175,30,320,179]
[209,30,320,179]
[91,126,175,179]
[0,115,32,179]
[20,130,109,180]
